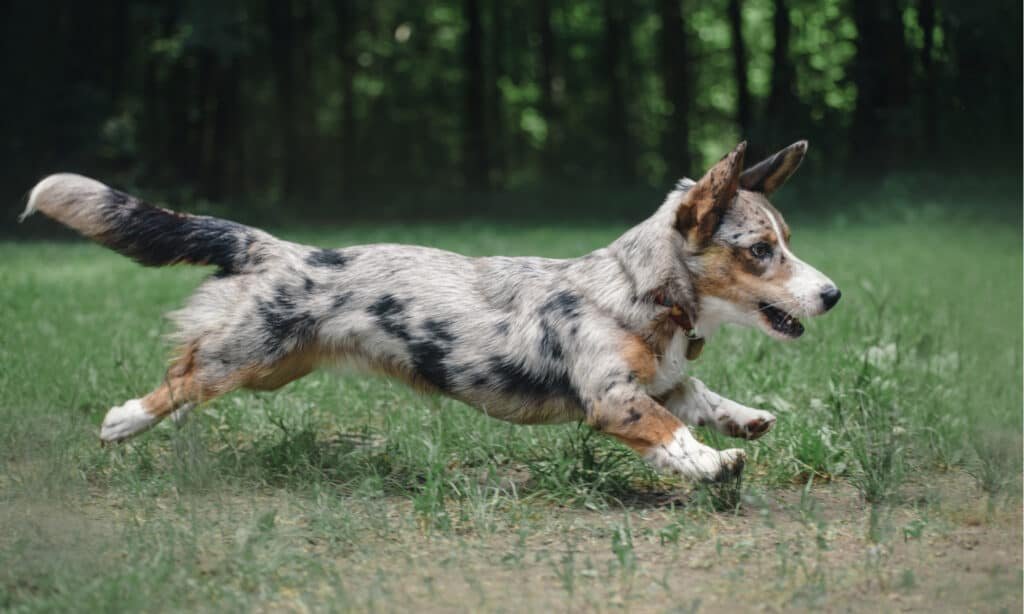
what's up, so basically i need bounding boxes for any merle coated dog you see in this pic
[22,141,839,482]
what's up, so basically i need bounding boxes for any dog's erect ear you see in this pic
[676,141,746,243]
[739,140,808,195]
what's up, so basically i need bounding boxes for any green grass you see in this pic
[1,209,1021,611]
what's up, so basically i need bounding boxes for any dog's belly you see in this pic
[464,393,586,425]
[320,339,587,426]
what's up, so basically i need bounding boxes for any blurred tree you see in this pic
[850,0,911,168]
[462,0,491,189]
[917,0,937,153]
[537,0,561,178]
[658,0,692,176]
[765,0,797,143]
[603,0,634,183]
[0,0,1019,226]
[727,0,751,141]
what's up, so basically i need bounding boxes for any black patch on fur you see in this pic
[330,291,354,311]
[257,285,318,353]
[368,300,457,391]
[622,407,642,425]
[495,320,510,336]
[304,276,315,292]
[423,318,457,343]
[539,290,582,319]
[539,321,564,360]
[101,189,256,274]
[306,248,350,268]
[487,356,581,407]
[406,319,458,390]
[407,337,451,390]
[367,294,410,340]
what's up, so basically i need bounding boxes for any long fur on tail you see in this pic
[21,174,271,275]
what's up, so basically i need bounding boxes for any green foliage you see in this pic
[0,0,1019,226]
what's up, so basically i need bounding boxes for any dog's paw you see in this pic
[707,448,746,482]
[100,400,156,444]
[719,408,776,440]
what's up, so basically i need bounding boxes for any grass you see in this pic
[1,205,1021,611]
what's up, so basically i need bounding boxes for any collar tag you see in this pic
[686,337,705,360]
[653,290,706,360]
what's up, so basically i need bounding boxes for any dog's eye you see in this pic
[750,242,773,259]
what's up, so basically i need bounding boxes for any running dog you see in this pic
[21,141,839,482]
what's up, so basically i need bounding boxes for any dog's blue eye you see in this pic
[750,243,772,259]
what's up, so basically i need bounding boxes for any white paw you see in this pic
[646,427,747,482]
[714,448,747,481]
[100,399,157,443]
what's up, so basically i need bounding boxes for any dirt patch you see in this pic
[1,471,1019,612]
[290,474,1022,612]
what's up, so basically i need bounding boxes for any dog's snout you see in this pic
[820,286,841,311]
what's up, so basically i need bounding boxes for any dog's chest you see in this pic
[647,330,690,396]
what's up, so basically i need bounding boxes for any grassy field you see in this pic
[1,208,1021,612]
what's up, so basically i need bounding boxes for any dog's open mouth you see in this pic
[758,303,804,338]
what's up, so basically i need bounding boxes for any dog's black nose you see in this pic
[820,286,841,311]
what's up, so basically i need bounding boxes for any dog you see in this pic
[21,141,839,482]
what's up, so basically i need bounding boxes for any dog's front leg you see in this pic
[588,391,746,482]
[662,377,776,440]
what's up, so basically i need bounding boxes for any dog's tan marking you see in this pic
[237,348,321,391]
[621,334,658,383]
[589,396,682,455]
[692,197,797,308]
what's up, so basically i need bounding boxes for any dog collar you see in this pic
[651,290,705,360]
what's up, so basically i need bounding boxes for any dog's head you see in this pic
[676,141,840,339]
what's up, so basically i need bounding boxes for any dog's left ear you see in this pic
[676,141,745,244]
[739,140,808,195]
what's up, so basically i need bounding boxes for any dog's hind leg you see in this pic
[588,390,747,483]
[100,344,228,444]
[100,357,221,444]
[100,378,211,444]
[100,345,321,443]
[662,376,776,440]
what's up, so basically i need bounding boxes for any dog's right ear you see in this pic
[676,142,746,244]
[739,140,807,195]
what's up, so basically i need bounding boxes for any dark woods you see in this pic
[2,1,1020,222]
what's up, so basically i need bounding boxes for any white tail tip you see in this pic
[20,173,109,223]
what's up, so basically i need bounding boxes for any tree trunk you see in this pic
[918,0,937,153]
[762,0,798,149]
[462,0,490,190]
[537,0,559,174]
[488,1,506,185]
[850,0,884,163]
[603,0,634,183]
[727,0,751,141]
[267,0,298,197]
[333,0,359,197]
[850,0,910,167]
[658,0,691,177]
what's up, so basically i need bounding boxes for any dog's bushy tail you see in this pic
[21,174,274,275]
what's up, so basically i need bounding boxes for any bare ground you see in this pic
[5,470,1017,613]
